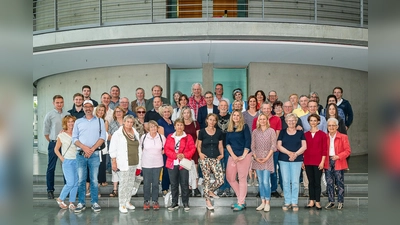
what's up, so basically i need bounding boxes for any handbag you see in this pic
[96,118,106,150]
[179,158,193,170]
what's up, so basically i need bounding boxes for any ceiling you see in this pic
[33,40,368,84]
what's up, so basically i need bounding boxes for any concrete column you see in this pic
[202,63,214,94]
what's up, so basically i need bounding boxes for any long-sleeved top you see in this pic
[109,126,142,170]
[324,132,351,170]
[226,124,251,157]
[188,96,207,119]
[164,132,196,170]
[171,107,196,122]
[251,128,276,172]
[145,97,170,112]
[252,115,282,132]
[300,113,328,133]
[337,98,353,128]
[304,130,328,166]
[43,109,69,141]
[72,116,106,150]
[197,105,219,129]
[140,132,166,168]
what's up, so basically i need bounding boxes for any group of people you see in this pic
[43,82,352,214]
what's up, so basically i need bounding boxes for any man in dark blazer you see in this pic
[197,91,220,129]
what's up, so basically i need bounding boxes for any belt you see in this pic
[50,140,56,143]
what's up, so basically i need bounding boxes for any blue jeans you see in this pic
[270,151,282,192]
[59,159,78,202]
[46,141,59,191]
[219,149,231,191]
[256,169,271,200]
[279,160,302,205]
[76,151,100,205]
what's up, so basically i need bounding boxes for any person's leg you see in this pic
[167,166,179,205]
[152,168,162,202]
[335,169,345,203]
[226,156,239,195]
[76,153,87,205]
[88,152,100,205]
[199,158,211,199]
[142,168,151,202]
[125,166,136,205]
[162,154,170,192]
[314,166,322,204]
[256,170,266,199]
[302,169,309,196]
[209,158,224,193]
[69,159,78,203]
[279,161,290,205]
[325,159,335,203]
[236,154,252,205]
[46,141,57,192]
[59,159,74,201]
[118,170,129,206]
[97,154,107,184]
[289,162,302,205]
[264,170,271,201]
[270,151,279,192]
[179,167,190,205]
[305,165,316,203]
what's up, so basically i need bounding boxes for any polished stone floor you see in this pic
[33,205,368,225]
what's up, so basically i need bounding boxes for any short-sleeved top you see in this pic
[157,118,175,138]
[243,111,259,132]
[277,129,305,162]
[198,128,223,158]
[251,128,276,172]
[57,132,77,160]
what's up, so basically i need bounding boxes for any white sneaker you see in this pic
[126,202,135,210]
[163,191,171,208]
[119,205,128,213]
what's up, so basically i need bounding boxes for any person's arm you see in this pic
[54,137,64,162]
[197,130,206,160]
[319,133,328,170]
[108,132,118,171]
[225,132,238,162]
[158,126,165,136]
[251,131,256,160]
[43,113,51,141]
[335,134,351,160]
[217,140,224,160]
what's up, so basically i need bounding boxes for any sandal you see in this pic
[233,203,245,211]
[292,205,299,212]
[109,190,118,197]
[69,203,76,210]
[56,198,68,209]
[282,204,292,211]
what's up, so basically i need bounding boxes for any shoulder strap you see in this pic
[141,133,148,149]
[159,133,164,150]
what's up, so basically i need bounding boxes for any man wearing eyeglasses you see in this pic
[197,91,219,129]
[119,97,137,117]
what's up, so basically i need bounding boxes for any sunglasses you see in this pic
[137,111,146,114]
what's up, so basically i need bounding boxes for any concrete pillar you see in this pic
[202,63,214,94]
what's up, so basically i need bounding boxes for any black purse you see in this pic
[96,118,106,150]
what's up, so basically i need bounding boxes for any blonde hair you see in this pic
[148,120,159,128]
[112,106,126,120]
[158,104,173,117]
[95,103,106,120]
[232,99,243,111]
[227,110,245,132]
[179,106,194,123]
[256,113,270,130]
[285,113,298,123]
[135,105,146,114]
[62,115,76,130]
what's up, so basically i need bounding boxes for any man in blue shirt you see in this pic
[72,100,106,213]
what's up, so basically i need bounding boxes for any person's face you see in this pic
[215,85,223,95]
[308,102,318,114]
[82,88,91,98]
[162,108,171,119]
[274,105,283,116]
[136,108,146,118]
[192,84,202,97]
[233,102,242,110]
[110,87,120,98]
[286,117,297,128]
[123,118,134,129]
[67,118,75,130]
[96,107,105,117]
[258,115,268,126]
[174,122,184,133]
[74,96,83,107]
[261,104,272,116]
[205,93,213,105]
[53,98,64,111]
[234,92,242,101]
[256,92,264,102]
[179,97,188,107]
[206,115,217,127]
[149,123,158,134]
[83,103,93,116]
[248,98,257,108]
[310,94,319,103]
[328,105,336,117]
[328,97,337,105]
[268,92,277,103]
[136,89,144,100]
[327,120,338,134]
[153,98,162,109]
[152,86,162,97]
[283,103,293,114]
[299,97,309,108]
[101,94,111,106]
[218,101,228,113]
[289,95,298,105]
[308,116,319,128]
[119,98,129,110]
[115,108,125,119]
[174,93,181,103]
[182,109,191,119]
[333,88,343,100]
[232,111,241,124]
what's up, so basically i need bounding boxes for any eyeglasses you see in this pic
[137,111,146,114]
[115,110,123,113]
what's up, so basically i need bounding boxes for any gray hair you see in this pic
[191,83,203,94]
[284,113,298,123]
[327,117,339,126]
[309,91,319,97]
[123,114,135,122]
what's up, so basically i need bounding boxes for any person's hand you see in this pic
[216,155,224,161]
[330,155,339,161]
[60,156,64,163]
[296,125,303,130]
[301,163,305,170]
[318,161,324,170]
[199,153,207,160]
[232,155,239,163]
[288,152,297,162]
[112,162,118,172]
[177,153,184,160]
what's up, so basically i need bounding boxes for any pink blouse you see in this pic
[251,127,277,172]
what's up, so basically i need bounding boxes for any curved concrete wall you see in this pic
[36,62,367,156]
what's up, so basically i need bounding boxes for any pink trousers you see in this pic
[226,154,253,204]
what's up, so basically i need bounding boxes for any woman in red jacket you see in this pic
[303,114,327,210]
[164,118,196,212]
[324,118,351,210]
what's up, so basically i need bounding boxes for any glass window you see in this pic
[213,68,247,104]
[170,69,202,101]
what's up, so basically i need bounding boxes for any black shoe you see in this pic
[167,203,179,211]
[194,188,202,197]
[271,191,281,198]
[225,189,234,197]
[305,204,315,208]
[48,191,54,199]
[322,191,328,197]
[256,192,260,197]
[325,202,335,210]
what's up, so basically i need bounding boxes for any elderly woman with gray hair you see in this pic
[109,115,142,213]
[324,117,351,210]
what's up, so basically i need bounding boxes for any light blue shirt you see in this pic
[43,109,69,140]
[72,116,106,150]
[300,113,328,134]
